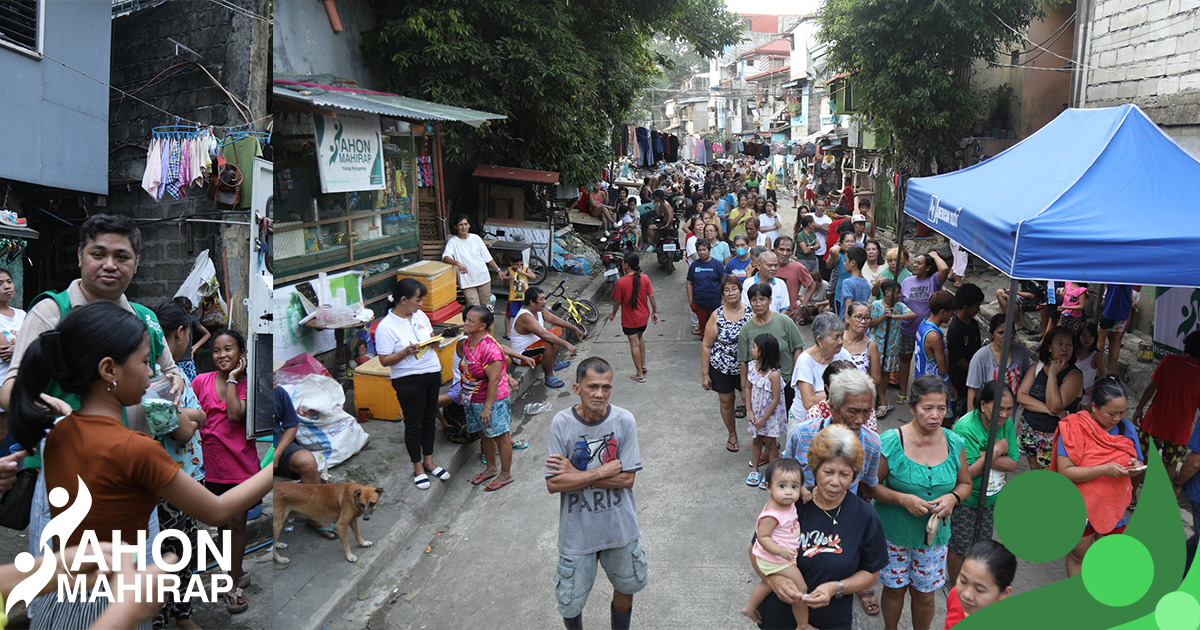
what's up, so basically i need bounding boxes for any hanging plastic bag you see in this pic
[199,277,229,327]
[174,250,217,310]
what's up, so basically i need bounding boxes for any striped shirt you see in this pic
[781,416,882,493]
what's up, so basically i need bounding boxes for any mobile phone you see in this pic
[1124,464,1147,473]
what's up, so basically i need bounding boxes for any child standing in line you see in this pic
[869,280,917,416]
[746,334,786,490]
[170,296,210,383]
[742,458,811,628]
[503,252,537,340]
[1057,282,1089,334]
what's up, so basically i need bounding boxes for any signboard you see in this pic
[313,112,385,193]
[1153,286,1200,357]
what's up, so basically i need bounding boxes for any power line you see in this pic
[205,0,272,25]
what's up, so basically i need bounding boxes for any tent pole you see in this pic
[971,275,1020,545]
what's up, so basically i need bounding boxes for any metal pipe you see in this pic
[971,275,1020,545]
[323,0,343,33]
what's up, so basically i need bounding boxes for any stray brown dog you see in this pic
[274,482,384,564]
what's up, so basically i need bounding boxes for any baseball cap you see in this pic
[852,214,867,223]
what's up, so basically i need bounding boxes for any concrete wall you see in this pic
[1080,0,1200,158]
[273,0,381,88]
[101,0,270,334]
[0,0,110,194]
[1017,2,1075,138]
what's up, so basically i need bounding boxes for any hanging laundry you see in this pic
[416,156,434,187]
[141,138,163,200]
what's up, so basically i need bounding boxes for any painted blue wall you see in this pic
[0,1,110,194]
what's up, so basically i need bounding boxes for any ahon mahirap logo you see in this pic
[5,477,233,614]
[927,195,962,228]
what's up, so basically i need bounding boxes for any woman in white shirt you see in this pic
[789,312,852,421]
[375,279,451,490]
[0,269,27,404]
[442,214,507,307]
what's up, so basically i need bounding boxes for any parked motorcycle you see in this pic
[599,221,637,283]
[654,214,683,273]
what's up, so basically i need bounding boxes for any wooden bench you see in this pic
[568,210,603,228]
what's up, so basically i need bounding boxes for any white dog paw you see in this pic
[346,554,359,563]
[360,540,374,548]
[276,542,288,549]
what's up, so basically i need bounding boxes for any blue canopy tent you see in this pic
[897,104,1200,543]
[902,104,1200,287]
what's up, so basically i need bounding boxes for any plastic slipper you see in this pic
[725,438,739,453]
[735,405,747,419]
[511,439,529,450]
[484,478,514,492]
[746,472,760,486]
[471,472,498,486]
[424,465,451,481]
[896,394,907,405]
[238,572,251,589]
[478,453,487,465]
[759,479,768,490]
[876,405,892,419]
[858,589,881,615]
[224,587,248,614]
[413,474,431,490]
[305,522,337,540]
[545,376,565,388]
[630,374,646,383]
[642,366,649,373]
[553,360,572,371]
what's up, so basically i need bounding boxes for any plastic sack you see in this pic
[174,250,217,310]
[279,352,332,378]
[199,277,229,327]
[288,374,370,468]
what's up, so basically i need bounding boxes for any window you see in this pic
[0,0,41,57]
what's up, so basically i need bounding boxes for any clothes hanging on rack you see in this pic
[635,127,651,167]
[416,156,434,187]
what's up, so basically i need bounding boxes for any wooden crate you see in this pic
[397,260,457,312]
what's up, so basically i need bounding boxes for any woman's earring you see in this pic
[107,381,117,393]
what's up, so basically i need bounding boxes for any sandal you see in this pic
[511,439,529,450]
[896,394,907,405]
[758,479,768,490]
[484,477,515,492]
[692,326,700,335]
[876,405,892,419]
[413,474,431,490]
[545,376,566,388]
[858,589,881,615]
[471,471,498,486]
[553,360,572,371]
[479,453,487,465]
[735,405,747,419]
[746,472,760,486]
[224,587,248,614]
[631,374,646,383]
[305,521,337,540]
[725,438,739,453]
[238,572,251,589]
[424,465,451,481]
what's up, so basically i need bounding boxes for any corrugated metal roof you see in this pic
[273,84,506,128]
[741,39,792,58]
[473,165,559,184]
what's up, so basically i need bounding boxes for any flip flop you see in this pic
[238,572,251,589]
[479,453,487,465]
[735,405,747,419]
[642,366,649,373]
[484,478,514,492]
[224,587,248,614]
[471,472,498,486]
[553,360,572,371]
[746,472,760,486]
[858,589,881,615]
[630,374,646,383]
[545,376,565,388]
[725,438,739,453]
[424,465,451,481]
[511,439,529,450]
[305,522,337,540]
[413,474,431,490]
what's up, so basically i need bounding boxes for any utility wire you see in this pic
[205,0,272,25]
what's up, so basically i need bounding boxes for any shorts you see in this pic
[948,503,994,557]
[553,539,649,618]
[755,556,792,577]
[709,368,740,395]
[1138,429,1188,465]
[622,324,647,336]
[1083,523,1127,538]
[465,396,512,438]
[276,443,311,480]
[507,300,523,319]
[446,380,463,405]
[1018,420,1056,469]
[798,258,818,277]
[1016,295,1042,312]
[881,541,948,592]
[1099,316,1128,334]
[899,332,916,356]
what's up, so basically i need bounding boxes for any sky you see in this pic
[725,0,820,16]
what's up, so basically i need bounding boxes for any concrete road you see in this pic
[350,256,1067,630]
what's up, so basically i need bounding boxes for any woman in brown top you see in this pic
[11,302,274,624]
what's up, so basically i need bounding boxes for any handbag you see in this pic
[0,467,39,531]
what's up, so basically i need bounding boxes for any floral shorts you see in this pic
[465,396,511,438]
[882,541,948,592]
[1018,420,1056,469]
[1138,429,1189,466]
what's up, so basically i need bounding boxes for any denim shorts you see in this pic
[553,539,649,618]
[466,396,511,438]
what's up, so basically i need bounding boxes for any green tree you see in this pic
[361,0,741,188]
[817,0,1057,176]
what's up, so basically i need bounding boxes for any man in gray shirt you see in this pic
[546,357,647,630]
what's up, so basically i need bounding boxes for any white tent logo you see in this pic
[927,195,961,227]
[5,477,233,614]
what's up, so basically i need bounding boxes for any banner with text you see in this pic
[1153,286,1200,357]
[313,112,385,193]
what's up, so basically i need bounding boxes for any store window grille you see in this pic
[0,0,40,55]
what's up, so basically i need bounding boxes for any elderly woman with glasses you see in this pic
[789,313,851,422]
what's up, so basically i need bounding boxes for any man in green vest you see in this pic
[0,214,184,430]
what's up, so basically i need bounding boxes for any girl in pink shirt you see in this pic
[743,458,812,629]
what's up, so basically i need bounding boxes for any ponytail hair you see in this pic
[153,301,195,339]
[9,301,148,452]
[624,252,642,309]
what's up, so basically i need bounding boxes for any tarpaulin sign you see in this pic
[313,111,385,193]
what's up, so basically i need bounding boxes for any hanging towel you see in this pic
[177,139,191,199]
[164,139,183,199]
[1050,411,1139,535]
[141,138,163,201]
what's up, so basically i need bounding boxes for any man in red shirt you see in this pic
[1133,330,1200,491]
[772,236,822,325]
